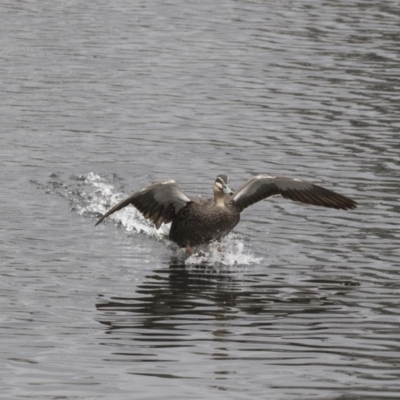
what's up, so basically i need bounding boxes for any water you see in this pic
[1,0,400,399]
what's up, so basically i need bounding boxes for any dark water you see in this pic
[2,0,400,399]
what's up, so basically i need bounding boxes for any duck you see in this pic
[95,174,357,254]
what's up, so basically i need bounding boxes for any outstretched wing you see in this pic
[232,175,357,212]
[95,180,191,229]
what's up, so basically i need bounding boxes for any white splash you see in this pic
[76,172,116,215]
[184,234,262,267]
[78,173,167,240]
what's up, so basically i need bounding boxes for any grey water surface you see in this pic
[1,0,400,399]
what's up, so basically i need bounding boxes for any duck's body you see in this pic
[95,174,357,252]
[169,195,240,247]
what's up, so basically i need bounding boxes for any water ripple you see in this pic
[2,0,400,399]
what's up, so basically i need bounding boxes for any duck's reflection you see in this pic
[96,262,241,333]
[95,261,359,374]
[95,260,352,336]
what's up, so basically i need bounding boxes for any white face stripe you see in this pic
[216,175,229,185]
[215,181,223,190]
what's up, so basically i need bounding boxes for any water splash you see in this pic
[78,172,169,240]
[184,235,262,267]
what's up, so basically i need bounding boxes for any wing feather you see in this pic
[233,175,357,212]
[95,180,191,228]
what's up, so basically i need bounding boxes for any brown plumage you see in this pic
[95,174,357,250]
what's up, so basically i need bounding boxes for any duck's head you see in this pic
[214,174,234,197]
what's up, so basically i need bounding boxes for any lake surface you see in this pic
[1,0,400,399]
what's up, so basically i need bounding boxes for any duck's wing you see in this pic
[232,175,357,213]
[95,180,191,229]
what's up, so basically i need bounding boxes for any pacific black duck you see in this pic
[95,174,357,254]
